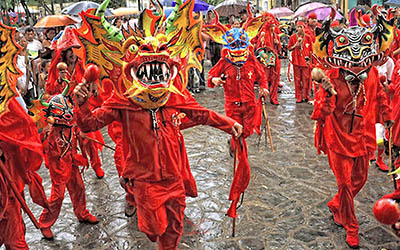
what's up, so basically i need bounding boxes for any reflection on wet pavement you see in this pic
[9,60,400,250]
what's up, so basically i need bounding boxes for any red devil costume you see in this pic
[289,21,313,103]
[311,8,395,248]
[0,99,47,250]
[75,86,238,249]
[253,14,281,105]
[0,21,49,250]
[203,7,271,220]
[46,28,105,179]
[72,0,245,248]
[39,88,98,239]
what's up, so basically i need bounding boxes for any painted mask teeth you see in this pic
[134,61,171,85]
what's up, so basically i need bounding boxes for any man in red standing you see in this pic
[311,11,394,247]
[253,16,281,105]
[288,21,313,103]
[305,12,319,42]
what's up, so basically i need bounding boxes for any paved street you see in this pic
[8,60,400,250]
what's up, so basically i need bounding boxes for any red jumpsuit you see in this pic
[207,54,267,217]
[75,88,236,250]
[207,55,267,138]
[46,59,105,178]
[253,25,281,105]
[311,68,392,246]
[39,125,95,229]
[0,99,44,250]
[289,33,313,102]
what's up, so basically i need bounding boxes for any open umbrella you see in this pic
[214,0,247,16]
[306,7,343,20]
[268,7,294,18]
[172,0,210,12]
[109,7,139,17]
[34,15,78,28]
[61,1,113,16]
[293,2,327,18]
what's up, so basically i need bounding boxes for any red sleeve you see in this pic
[207,59,224,88]
[311,87,336,121]
[182,107,236,134]
[254,60,268,90]
[76,102,120,133]
[288,34,296,49]
[376,80,393,122]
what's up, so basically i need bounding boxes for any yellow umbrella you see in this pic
[109,7,139,17]
[34,15,78,28]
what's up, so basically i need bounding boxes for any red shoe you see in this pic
[93,164,104,179]
[80,213,99,224]
[41,227,54,240]
[376,158,389,172]
[346,231,359,249]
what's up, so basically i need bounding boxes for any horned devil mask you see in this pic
[313,8,394,81]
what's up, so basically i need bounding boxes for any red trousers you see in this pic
[126,179,186,250]
[327,151,369,234]
[39,165,91,228]
[80,135,102,173]
[0,196,29,250]
[293,65,311,102]
[225,102,256,139]
[264,66,279,104]
[107,122,124,176]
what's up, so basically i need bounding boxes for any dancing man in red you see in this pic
[72,1,243,248]
[39,86,99,240]
[311,10,394,248]
[0,21,48,249]
[289,21,313,103]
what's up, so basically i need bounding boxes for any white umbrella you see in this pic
[268,7,294,18]
[293,2,328,18]
[214,0,248,16]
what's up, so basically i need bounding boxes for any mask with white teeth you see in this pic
[122,35,183,109]
[75,0,204,110]
[313,7,394,80]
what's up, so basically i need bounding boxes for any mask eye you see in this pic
[240,34,247,41]
[226,35,234,43]
[335,35,348,47]
[158,44,168,52]
[362,33,373,44]
[129,44,138,54]
[141,44,152,52]
[52,109,63,115]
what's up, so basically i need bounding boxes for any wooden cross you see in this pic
[344,110,363,133]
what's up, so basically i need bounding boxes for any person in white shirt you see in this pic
[25,27,42,59]
[373,56,395,171]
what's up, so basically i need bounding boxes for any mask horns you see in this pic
[329,7,336,20]
[61,83,70,97]
[39,93,50,107]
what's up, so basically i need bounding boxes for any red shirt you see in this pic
[311,67,391,157]
[289,33,313,67]
[76,89,236,183]
[207,54,267,104]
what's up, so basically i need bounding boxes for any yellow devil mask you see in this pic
[75,0,204,109]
